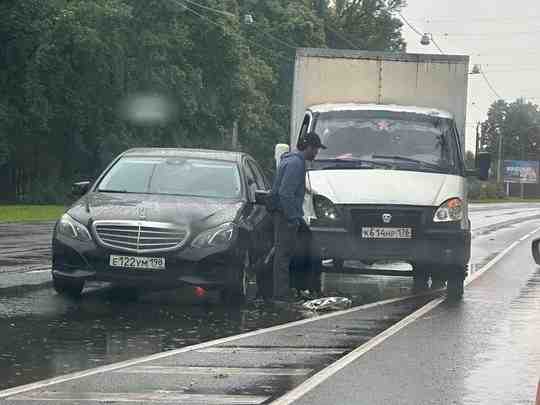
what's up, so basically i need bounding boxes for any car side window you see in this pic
[247,160,267,190]
[243,160,257,200]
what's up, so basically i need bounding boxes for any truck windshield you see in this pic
[313,110,462,175]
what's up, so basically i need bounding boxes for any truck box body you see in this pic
[290,48,469,151]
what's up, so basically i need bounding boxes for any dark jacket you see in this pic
[271,151,306,223]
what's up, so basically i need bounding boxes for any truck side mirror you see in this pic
[476,152,491,181]
[72,181,92,196]
[274,144,290,168]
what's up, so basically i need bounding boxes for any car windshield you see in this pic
[313,111,461,174]
[97,157,242,199]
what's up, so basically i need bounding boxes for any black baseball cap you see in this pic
[299,132,327,149]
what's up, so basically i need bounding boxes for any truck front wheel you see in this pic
[446,266,467,301]
[412,264,430,292]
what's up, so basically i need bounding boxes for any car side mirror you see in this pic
[72,181,91,197]
[274,143,290,169]
[254,190,271,206]
[476,152,491,181]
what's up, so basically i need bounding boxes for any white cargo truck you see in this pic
[278,48,489,300]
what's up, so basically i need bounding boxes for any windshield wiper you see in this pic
[98,189,130,193]
[314,158,389,170]
[371,155,446,172]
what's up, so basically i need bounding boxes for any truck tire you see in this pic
[53,275,84,298]
[221,250,249,304]
[333,258,344,271]
[446,266,467,301]
[412,264,430,291]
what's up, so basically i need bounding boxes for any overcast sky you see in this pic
[400,0,540,152]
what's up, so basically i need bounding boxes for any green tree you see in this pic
[482,98,540,163]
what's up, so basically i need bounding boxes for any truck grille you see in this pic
[92,221,188,253]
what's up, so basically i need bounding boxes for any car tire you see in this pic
[53,275,84,298]
[221,250,249,304]
[447,266,467,301]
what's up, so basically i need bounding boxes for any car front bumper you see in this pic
[52,233,240,289]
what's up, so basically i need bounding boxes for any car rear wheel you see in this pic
[221,250,249,304]
[53,275,84,298]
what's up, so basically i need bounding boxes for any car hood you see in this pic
[68,192,243,228]
[307,169,465,206]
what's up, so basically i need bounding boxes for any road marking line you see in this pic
[9,391,269,404]
[270,225,540,405]
[0,292,435,399]
[198,347,348,355]
[117,366,312,376]
[26,269,50,274]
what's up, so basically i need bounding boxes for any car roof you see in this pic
[121,148,248,163]
[308,103,454,119]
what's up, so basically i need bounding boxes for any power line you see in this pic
[398,12,444,54]
[176,1,293,63]
[429,36,444,54]
[411,15,540,23]
[179,0,297,50]
[432,30,540,38]
[480,69,503,100]
[325,25,360,49]
[181,0,235,18]
[398,12,423,36]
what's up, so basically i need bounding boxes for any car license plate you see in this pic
[361,227,412,239]
[109,255,165,270]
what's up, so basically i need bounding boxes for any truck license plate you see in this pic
[361,227,412,239]
[109,255,165,270]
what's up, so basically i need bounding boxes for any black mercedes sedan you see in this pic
[52,148,273,302]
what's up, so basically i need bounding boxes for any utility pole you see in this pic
[496,127,503,184]
[232,120,239,150]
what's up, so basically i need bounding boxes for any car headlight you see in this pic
[57,214,92,242]
[433,198,463,222]
[191,223,237,249]
[313,195,340,221]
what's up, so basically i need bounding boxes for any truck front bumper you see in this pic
[311,226,471,268]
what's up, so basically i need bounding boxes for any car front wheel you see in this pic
[221,250,249,304]
[52,274,84,298]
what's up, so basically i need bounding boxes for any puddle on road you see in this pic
[0,273,415,390]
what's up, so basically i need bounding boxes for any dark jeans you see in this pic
[290,224,322,293]
[272,213,298,299]
[272,213,322,298]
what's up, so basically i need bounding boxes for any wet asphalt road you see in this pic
[0,203,540,403]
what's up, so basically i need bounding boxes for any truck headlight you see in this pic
[313,195,340,221]
[191,223,237,248]
[433,198,463,222]
[57,214,92,242]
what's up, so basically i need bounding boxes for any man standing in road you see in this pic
[270,132,325,302]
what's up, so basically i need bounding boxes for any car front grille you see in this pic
[92,221,189,253]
